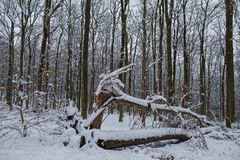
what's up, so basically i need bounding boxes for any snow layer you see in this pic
[66,101,78,116]
[0,102,240,160]
[92,128,189,141]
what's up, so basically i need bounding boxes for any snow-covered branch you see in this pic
[95,63,135,96]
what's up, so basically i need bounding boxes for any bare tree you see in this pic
[0,1,17,110]
[164,0,174,103]
[225,0,234,128]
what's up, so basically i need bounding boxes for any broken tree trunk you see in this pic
[80,128,192,149]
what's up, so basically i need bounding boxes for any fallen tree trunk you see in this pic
[114,93,212,127]
[80,128,192,149]
[84,92,212,129]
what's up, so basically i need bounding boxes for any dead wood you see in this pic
[80,128,191,149]
[96,134,190,149]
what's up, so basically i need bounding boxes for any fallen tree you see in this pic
[79,64,212,149]
[83,64,212,130]
[80,128,192,149]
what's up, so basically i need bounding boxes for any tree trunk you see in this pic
[66,0,73,101]
[152,2,158,94]
[172,13,179,103]
[77,0,84,111]
[225,0,234,128]
[6,21,15,111]
[158,0,164,94]
[26,26,33,109]
[141,0,147,126]
[81,128,191,149]
[81,0,91,119]
[182,0,190,108]
[164,0,174,103]
[37,0,51,92]
[18,0,26,107]
[119,0,129,122]
[220,61,225,121]
[199,0,209,116]
[53,27,63,109]
[110,2,117,72]
[89,9,96,113]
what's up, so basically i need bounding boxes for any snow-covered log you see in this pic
[80,128,192,149]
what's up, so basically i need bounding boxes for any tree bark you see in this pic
[164,0,174,103]
[66,0,73,101]
[77,0,84,111]
[81,0,91,119]
[225,0,234,128]
[158,0,164,94]
[182,0,190,108]
[6,21,15,111]
[110,2,117,72]
[199,0,209,115]
[141,0,147,126]
[80,128,191,149]
[53,26,63,109]
[37,0,51,92]
[18,0,27,107]
[119,0,129,122]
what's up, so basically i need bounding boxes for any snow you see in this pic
[0,102,240,160]
[92,128,190,141]
[147,95,167,102]
[66,101,78,117]
[0,136,153,160]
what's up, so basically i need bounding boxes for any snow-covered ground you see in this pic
[0,102,240,160]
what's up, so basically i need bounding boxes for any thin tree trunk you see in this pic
[158,0,164,94]
[141,0,147,126]
[66,0,73,101]
[6,21,15,111]
[172,14,179,103]
[119,0,129,122]
[77,0,84,111]
[164,0,174,103]
[89,9,96,113]
[110,2,117,72]
[53,27,63,109]
[19,0,26,107]
[152,2,158,94]
[199,0,209,115]
[26,27,33,109]
[182,0,190,108]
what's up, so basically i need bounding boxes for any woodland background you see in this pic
[0,0,239,127]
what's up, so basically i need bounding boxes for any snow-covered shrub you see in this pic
[129,115,142,129]
[64,101,82,134]
[187,128,208,150]
[61,128,77,146]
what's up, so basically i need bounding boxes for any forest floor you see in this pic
[0,102,240,160]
